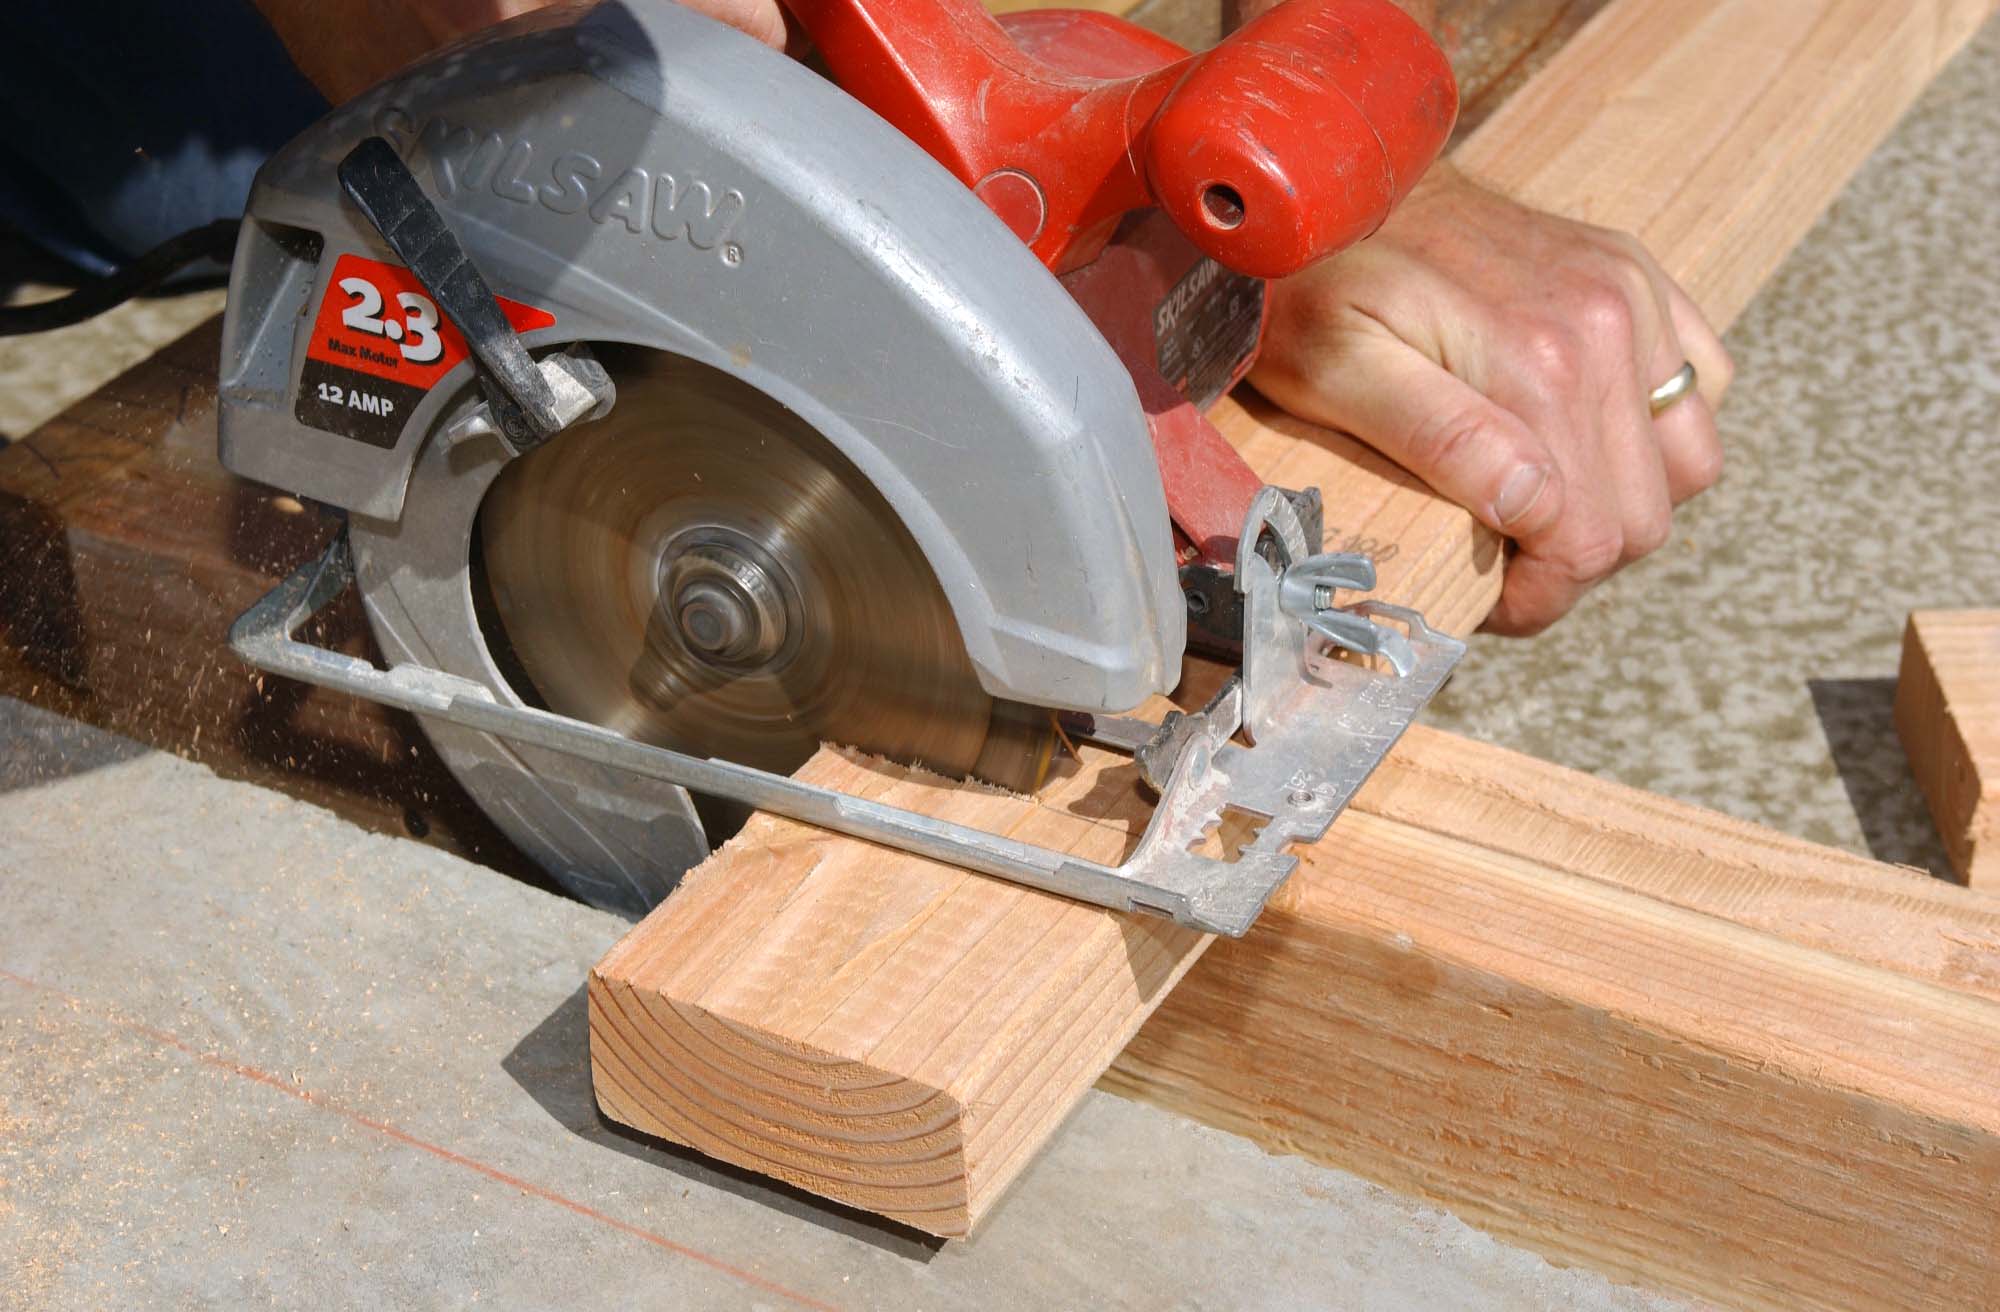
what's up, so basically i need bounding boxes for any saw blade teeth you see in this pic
[475,346,1055,808]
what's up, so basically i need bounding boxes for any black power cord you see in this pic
[0,218,241,337]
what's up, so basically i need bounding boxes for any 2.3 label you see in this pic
[296,251,558,449]
[336,275,444,365]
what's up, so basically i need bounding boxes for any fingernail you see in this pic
[1494,464,1551,527]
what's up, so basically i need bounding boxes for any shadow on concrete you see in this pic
[1808,677,1955,878]
[0,695,151,792]
[501,984,945,1263]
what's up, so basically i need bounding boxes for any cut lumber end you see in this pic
[586,966,977,1235]
[586,747,1209,1236]
[1897,610,2000,886]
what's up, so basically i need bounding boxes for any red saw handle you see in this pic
[781,0,1458,277]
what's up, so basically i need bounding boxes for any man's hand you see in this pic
[1251,161,1733,635]
[256,0,788,105]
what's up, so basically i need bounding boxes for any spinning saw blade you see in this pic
[476,351,1056,799]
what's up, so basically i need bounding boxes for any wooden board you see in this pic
[1437,0,1619,138]
[1898,610,2000,887]
[590,0,2000,1268]
[1349,721,2000,1000]
[595,721,2000,1304]
[1122,0,1616,90]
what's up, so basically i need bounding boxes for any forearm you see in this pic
[251,0,551,103]
[1226,0,1436,34]
[253,0,785,103]
[250,0,446,102]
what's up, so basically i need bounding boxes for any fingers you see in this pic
[1566,265,1678,563]
[1654,394,1723,504]
[1573,231,1727,522]
[1487,384,1653,636]
[1664,281,1735,408]
[1606,389,1676,561]
[1256,322,1566,540]
[1485,546,1615,637]
[1488,254,1688,632]
[1602,235,1726,506]
[1605,230,1736,409]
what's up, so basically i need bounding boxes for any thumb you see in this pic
[1254,326,1564,540]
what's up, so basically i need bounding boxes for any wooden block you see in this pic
[589,749,1202,1234]
[593,0,2000,1246]
[1897,610,2000,886]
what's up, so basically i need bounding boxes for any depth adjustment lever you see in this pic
[336,136,609,455]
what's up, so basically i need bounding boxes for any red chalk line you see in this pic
[0,966,841,1312]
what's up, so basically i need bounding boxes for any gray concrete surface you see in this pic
[0,699,1689,1311]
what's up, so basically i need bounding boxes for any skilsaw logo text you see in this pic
[1154,257,1223,341]
[376,108,748,264]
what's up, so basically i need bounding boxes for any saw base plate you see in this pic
[233,507,1462,937]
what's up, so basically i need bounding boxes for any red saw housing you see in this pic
[783,0,1459,566]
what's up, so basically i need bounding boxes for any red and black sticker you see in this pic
[295,253,556,449]
[1154,257,1264,413]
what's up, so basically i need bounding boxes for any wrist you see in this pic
[1392,159,1518,227]
[1405,157,1468,205]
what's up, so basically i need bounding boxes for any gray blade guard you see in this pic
[217,1,1185,715]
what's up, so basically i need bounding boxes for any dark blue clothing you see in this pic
[0,2,326,275]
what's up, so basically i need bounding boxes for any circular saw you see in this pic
[217,0,1467,932]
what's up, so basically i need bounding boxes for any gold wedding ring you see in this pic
[1648,360,1698,416]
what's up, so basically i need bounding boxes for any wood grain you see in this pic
[1437,0,1617,138]
[1357,722,2000,999]
[1898,610,2000,887]
[591,749,1201,1234]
